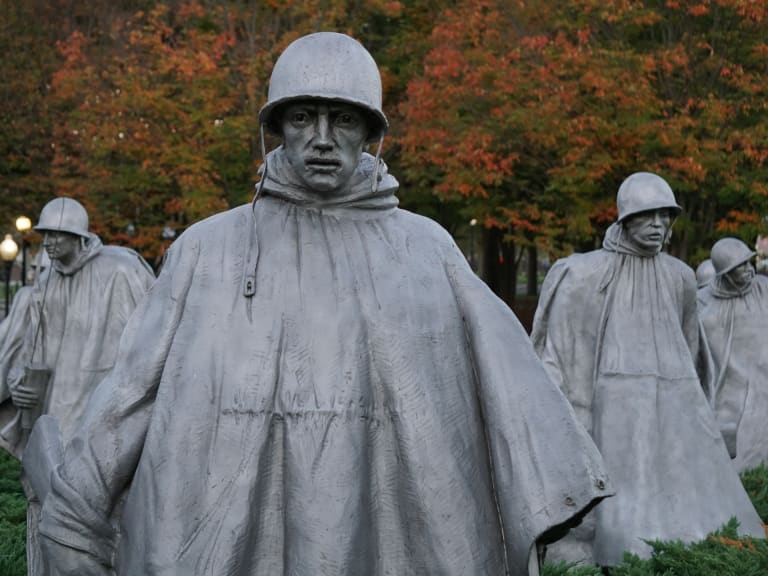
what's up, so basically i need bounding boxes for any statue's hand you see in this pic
[40,536,112,576]
[10,383,39,410]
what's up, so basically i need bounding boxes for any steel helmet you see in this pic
[695,259,715,288]
[34,197,90,237]
[259,32,388,143]
[616,172,682,223]
[710,237,756,276]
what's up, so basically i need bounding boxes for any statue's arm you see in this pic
[446,253,610,575]
[38,239,198,568]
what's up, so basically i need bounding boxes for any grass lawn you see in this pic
[0,450,26,576]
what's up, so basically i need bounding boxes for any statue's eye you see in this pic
[334,112,360,127]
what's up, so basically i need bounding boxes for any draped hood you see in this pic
[259,147,399,212]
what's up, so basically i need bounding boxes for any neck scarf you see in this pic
[257,146,399,212]
[51,233,103,276]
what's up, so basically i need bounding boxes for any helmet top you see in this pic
[617,172,682,223]
[34,197,90,238]
[711,237,756,276]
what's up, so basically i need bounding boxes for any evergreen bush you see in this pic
[0,450,26,576]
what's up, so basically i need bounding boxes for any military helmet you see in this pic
[695,259,715,288]
[259,32,388,143]
[34,197,90,238]
[710,237,756,276]
[616,172,682,223]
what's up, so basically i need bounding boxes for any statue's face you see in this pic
[623,208,673,252]
[42,231,82,265]
[281,100,368,195]
[726,261,754,288]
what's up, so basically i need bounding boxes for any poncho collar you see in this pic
[710,270,755,299]
[602,222,662,258]
[257,146,399,212]
[51,233,103,276]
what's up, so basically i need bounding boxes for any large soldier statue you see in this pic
[532,172,764,567]
[698,237,768,472]
[38,33,610,576]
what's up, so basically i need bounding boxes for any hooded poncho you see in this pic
[531,223,765,566]
[1,235,155,456]
[0,234,154,576]
[698,271,768,472]
[40,149,611,576]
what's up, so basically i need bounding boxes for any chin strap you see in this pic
[243,125,269,306]
[371,135,384,194]
[254,124,269,200]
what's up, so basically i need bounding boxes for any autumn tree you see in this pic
[398,0,650,299]
[0,0,61,235]
[399,0,768,301]
[41,0,409,261]
[616,0,768,263]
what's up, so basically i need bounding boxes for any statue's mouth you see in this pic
[306,157,341,172]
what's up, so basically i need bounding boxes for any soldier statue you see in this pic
[532,172,764,567]
[36,33,610,576]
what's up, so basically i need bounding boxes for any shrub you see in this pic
[0,450,26,576]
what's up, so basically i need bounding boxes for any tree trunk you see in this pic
[482,227,516,305]
[526,245,538,296]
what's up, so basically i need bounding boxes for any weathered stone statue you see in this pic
[531,172,765,567]
[698,237,768,472]
[695,258,715,288]
[37,32,610,576]
[0,197,155,576]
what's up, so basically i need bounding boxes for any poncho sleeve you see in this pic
[0,287,36,457]
[38,236,200,564]
[446,252,612,575]
[0,286,35,399]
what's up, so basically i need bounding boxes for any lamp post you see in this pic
[0,233,19,317]
[469,218,478,271]
[15,215,31,285]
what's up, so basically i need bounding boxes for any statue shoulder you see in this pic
[180,204,251,241]
[546,249,609,283]
[658,253,696,286]
[95,245,153,278]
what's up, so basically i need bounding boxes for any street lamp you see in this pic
[0,233,19,316]
[15,215,31,286]
[469,218,478,271]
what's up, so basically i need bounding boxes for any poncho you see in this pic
[698,272,768,472]
[0,235,155,457]
[40,149,610,576]
[1,238,155,456]
[531,223,764,566]
[0,234,154,576]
